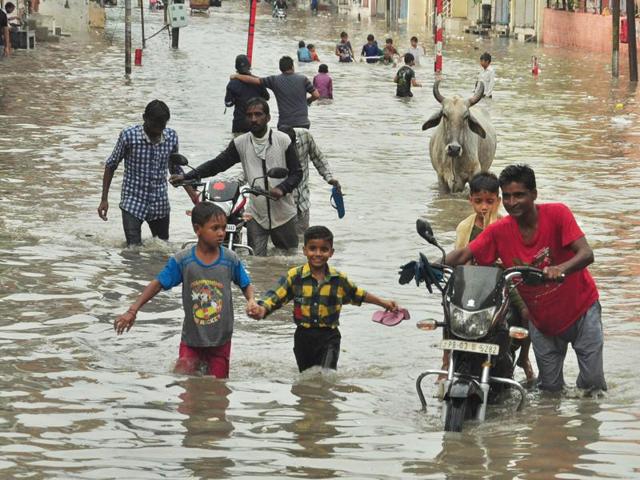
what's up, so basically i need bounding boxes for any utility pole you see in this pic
[247,0,257,62]
[125,0,132,76]
[613,0,619,77]
[140,0,146,49]
[627,0,638,81]
[435,0,443,73]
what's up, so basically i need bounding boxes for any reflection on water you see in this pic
[1,2,640,478]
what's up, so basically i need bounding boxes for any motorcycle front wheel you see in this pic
[444,397,468,432]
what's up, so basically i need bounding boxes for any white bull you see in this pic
[422,81,497,193]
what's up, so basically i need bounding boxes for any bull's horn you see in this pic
[433,80,445,104]
[468,82,484,107]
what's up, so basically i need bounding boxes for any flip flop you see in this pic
[371,308,410,326]
[330,185,345,219]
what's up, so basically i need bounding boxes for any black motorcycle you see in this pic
[169,153,287,254]
[400,219,560,432]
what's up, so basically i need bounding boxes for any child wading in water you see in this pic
[394,53,421,97]
[313,64,333,99]
[335,31,354,63]
[114,202,257,378]
[444,172,535,382]
[475,51,495,98]
[249,226,398,373]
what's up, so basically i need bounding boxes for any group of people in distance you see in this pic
[102,29,606,398]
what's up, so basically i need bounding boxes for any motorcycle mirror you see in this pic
[169,153,189,166]
[416,319,439,331]
[509,326,529,340]
[416,219,438,245]
[267,167,288,179]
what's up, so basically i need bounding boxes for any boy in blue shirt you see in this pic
[297,40,312,63]
[114,202,257,378]
[361,34,381,63]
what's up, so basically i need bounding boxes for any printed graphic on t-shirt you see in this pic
[191,279,224,325]
[513,246,552,269]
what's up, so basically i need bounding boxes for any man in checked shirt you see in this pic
[282,128,341,234]
[98,100,198,246]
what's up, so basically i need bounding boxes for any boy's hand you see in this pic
[382,300,398,311]
[248,304,267,320]
[245,299,259,317]
[114,310,136,335]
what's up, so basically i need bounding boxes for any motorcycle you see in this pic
[169,153,288,255]
[399,219,562,432]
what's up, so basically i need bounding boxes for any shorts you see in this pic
[175,340,232,378]
[293,326,341,373]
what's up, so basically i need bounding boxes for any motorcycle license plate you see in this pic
[439,340,499,355]
[226,224,237,233]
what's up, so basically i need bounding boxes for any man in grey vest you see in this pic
[171,98,302,256]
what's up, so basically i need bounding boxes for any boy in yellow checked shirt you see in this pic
[248,226,398,372]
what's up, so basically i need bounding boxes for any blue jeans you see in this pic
[529,301,606,393]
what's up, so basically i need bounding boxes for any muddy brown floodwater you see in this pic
[1,3,639,478]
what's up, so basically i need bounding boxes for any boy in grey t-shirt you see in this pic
[115,202,257,378]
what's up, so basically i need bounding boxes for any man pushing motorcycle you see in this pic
[444,164,606,395]
[170,97,302,256]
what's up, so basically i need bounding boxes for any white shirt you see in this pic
[407,46,424,66]
[476,65,495,97]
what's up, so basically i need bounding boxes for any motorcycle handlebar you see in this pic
[172,179,205,188]
[244,187,276,201]
[504,266,565,284]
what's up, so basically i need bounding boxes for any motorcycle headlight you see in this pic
[450,306,496,340]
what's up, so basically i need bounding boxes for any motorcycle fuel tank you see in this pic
[206,181,240,202]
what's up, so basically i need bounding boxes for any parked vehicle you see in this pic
[399,219,562,432]
[190,0,210,15]
[169,153,287,255]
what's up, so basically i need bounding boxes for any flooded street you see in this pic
[1,2,640,478]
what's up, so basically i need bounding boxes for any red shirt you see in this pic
[469,203,598,335]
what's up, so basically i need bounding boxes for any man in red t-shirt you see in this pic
[445,165,606,393]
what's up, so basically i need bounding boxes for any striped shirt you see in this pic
[260,263,366,328]
[105,125,181,221]
[292,128,333,214]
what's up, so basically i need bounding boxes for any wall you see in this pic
[37,0,90,32]
[543,8,640,52]
[407,0,429,25]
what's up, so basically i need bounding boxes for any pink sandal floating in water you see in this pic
[371,308,410,326]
